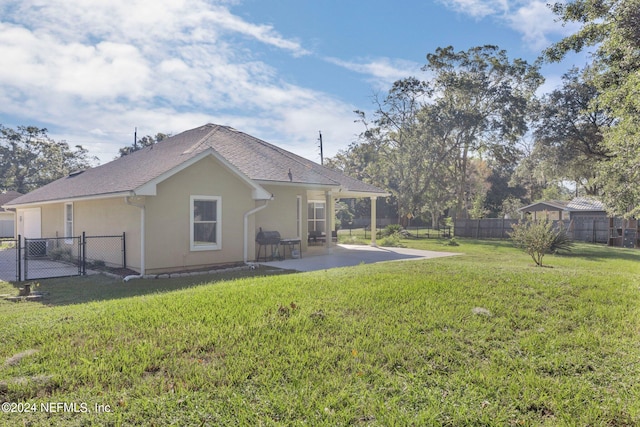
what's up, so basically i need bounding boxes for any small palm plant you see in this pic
[509,218,574,266]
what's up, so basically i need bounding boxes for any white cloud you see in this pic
[437,0,581,51]
[0,0,343,163]
[201,7,310,56]
[438,0,508,18]
[325,57,422,89]
[505,1,581,51]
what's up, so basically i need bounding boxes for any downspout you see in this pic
[124,196,145,281]
[244,200,269,264]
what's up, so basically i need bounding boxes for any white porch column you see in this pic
[370,196,377,246]
[325,191,335,251]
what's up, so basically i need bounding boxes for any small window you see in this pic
[190,196,221,251]
[64,203,73,242]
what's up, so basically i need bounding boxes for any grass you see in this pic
[1,238,639,425]
[0,268,293,307]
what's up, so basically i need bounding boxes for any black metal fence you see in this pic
[337,226,452,240]
[83,233,127,274]
[0,237,19,282]
[23,236,82,280]
[0,233,126,282]
[402,226,453,239]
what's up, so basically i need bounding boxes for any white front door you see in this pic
[19,208,42,238]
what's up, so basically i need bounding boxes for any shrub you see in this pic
[443,237,460,246]
[378,232,406,248]
[88,259,106,269]
[48,246,73,262]
[509,219,574,267]
[382,224,403,237]
[339,235,368,245]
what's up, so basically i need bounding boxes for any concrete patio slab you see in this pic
[259,244,462,272]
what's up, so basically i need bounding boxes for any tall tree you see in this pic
[531,67,613,195]
[335,46,542,224]
[0,125,97,193]
[354,77,439,221]
[325,140,382,187]
[546,0,640,216]
[484,163,527,218]
[422,45,544,218]
[117,132,169,158]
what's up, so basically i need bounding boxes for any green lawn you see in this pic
[1,238,639,426]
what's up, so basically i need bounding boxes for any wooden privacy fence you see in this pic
[454,217,627,245]
[454,219,519,240]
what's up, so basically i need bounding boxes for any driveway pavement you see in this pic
[260,244,461,272]
[0,247,18,282]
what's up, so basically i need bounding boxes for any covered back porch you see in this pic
[305,188,386,250]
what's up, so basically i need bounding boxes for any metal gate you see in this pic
[0,233,126,282]
[23,236,82,280]
[0,237,19,282]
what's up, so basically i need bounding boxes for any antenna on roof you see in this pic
[134,127,138,150]
[318,131,324,165]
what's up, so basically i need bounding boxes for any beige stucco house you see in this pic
[0,191,22,237]
[4,124,387,275]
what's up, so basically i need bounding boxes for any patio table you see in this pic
[279,239,302,260]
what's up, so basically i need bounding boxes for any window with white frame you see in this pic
[307,201,325,234]
[296,196,302,238]
[64,203,73,242]
[190,196,221,251]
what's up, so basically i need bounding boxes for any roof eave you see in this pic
[336,189,390,198]
[5,191,136,209]
[255,180,337,189]
[518,201,569,212]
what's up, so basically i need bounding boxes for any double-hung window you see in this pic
[190,196,221,251]
[64,203,73,243]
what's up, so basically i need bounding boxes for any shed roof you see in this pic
[518,197,607,213]
[6,124,386,207]
[565,197,605,212]
[518,200,569,212]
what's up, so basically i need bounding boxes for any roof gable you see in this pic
[134,148,272,200]
[518,200,569,212]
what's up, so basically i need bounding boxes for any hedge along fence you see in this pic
[454,217,614,244]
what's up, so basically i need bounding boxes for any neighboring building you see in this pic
[518,197,607,221]
[4,124,387,274]
[0,191,22,238]
[565,197,608,220]
[518,200,570,221]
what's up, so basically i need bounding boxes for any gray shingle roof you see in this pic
[7,124,386,206]
[0,191,22,211]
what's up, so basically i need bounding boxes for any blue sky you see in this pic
[0,0,585,164]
